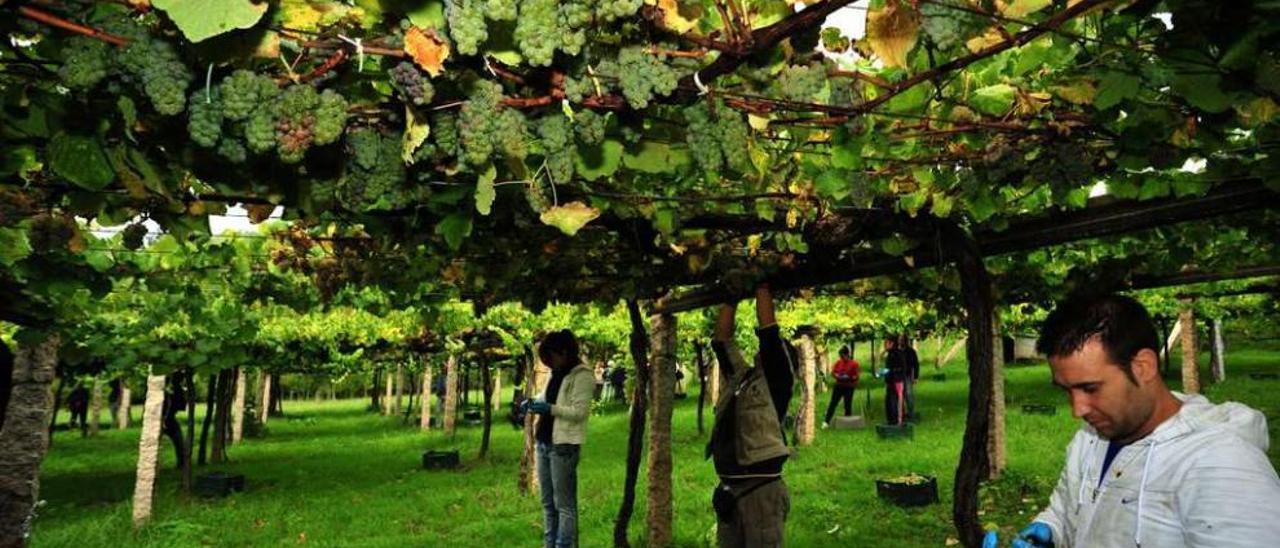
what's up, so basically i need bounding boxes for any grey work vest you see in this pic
[713,345,790,467]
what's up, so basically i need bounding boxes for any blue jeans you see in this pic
[537,441,580,548]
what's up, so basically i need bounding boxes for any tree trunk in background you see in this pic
[88,375,105,437]
[370,369,381,411]
[259,373,272,425]
[479,358,494,459]
[115,380,132,429]
[492,369,502,413]
[1210,318,1226,383]
[708,347,720,407]
[614,300,652,548]
[0,334,59,546]
[940,338,967,368]
[231,368,246,444]
[211,369,233,464]
[646,312,675,548]
[935,337,944,370]
[987,318,1007,481]
[518,349,537,496]
[182,372,195,493]
[420,357,433,431]
[270,376,283,416]
[131,373,166,529]
[695,341,707,435]
[1180,301,1200,394]
[46,378,64,444]
[1159,317,1178,378]
[198,374,217,466]
[815,342,828,396]
[443,356,458,436]
[796,332,817,445]
[383,370,394,416]
[945,224,995,548]
[394,363,404,416]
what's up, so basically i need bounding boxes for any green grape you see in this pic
[58,37,111,89]
[684,102,723,173]
[122,223,148,250]
[217,138,248,164]
[313,89,348,145]
[564,74,595,103]
[245,106,278,154]
[514,0,558,67]
[775,62,827,103]
[558,1,591,55]
[341,128,406,211]
[459,80,502,166]
[494,108,529,161]
[389,61,435,106]
[597,0,642,21]
[537,115,574,183]
[187,90,223,148]
[574,109,606,146]
[447,0,488,56]
[717,109,752,173]
[272,85,322,163]
[118,35,192,116]
[484,0,517,21]
[616,47,679,109]
[432,112,462,159]
[221,70,279,121]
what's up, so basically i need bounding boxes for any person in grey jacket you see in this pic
[985,294,1280,548]
[525,329,595,548]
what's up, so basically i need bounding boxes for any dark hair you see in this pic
[1036,294,1159,382]
[538,329,581,367]
[839,346,850,357]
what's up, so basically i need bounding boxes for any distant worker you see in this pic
[823,346,860,428]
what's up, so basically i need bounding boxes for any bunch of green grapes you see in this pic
[341,128,406,211]
[459,80,503,165]
[514,0,559,67]
[494,108,530,161]
[775,62,827,103]
[116,31,192,115]
[484,0,518,21]
[597,0,643,21]
[557,1,593,55]
[684,102,723,173]
[217,139,248,164]
[58,37,112,89]
[717,109,752,173]
[574,109,606,146]
[563,73,596,103]
[389,61,435,106]
[615,47,679,109]
[187,89,224,148]
[240,85,348,163]
[537,115,574,184]
[447,0,488,55]
[220,70,279,121]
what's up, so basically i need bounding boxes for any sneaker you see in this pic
[821,422,830,429]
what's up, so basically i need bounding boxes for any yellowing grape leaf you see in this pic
[966,27,1006,53]
[1051,80,1097,104]
[405,26,449,77]
[475,164,496,215]
[650,0,698,34]
[866,1,920,68]
[402,106,431,164]
[998,0,1052,17]
[153,0,268,43]
[540,202,601,236]
[280,0,356,33]
[1235,97,1279,127]
[246,204,277,223]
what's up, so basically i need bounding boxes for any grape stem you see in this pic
[16,5,129,47]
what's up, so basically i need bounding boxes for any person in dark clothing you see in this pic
[162,377,187,467]
[66,384,90,430]
[823,346,860,428]
[899,335,920,421]
[882,338,908,425]
[707,284,797,547]
[608,366,627,403]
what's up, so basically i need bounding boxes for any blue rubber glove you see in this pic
[528,401,552,415]
[1012,522,1053,548]
[519,400,531,413]
[878,368,889,378]
[982,531,999,548]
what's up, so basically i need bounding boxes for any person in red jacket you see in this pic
[823,346,860,428]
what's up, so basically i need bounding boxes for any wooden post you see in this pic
[479,357,494,459]
[131,373,166,529]
[0,334,59,545]
[1180,300,1200,394]
[443,356,458,436]
[394,363,405,416]
[259,373,272,425]
[420,356,433,431]
[797,332,817,446]
[987,318,1007,480]
[646,312,676,548]
[88,375,105,437]
[1210,318,1226,383]
[231,367,246,444]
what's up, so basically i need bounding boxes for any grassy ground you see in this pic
[31,344,1279,547]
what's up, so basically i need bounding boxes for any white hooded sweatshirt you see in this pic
[1035,393,1280,547]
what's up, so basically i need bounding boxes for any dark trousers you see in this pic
[884,381,904,425]
[823,386,855,424]
[163,413,185,466]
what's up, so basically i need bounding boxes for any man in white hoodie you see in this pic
[986,294,1280,548]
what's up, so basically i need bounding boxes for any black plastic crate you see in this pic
[195,472,244,498]
[1249,373,1279,380]
[876,423,914,440]
[1021,404,1058,415]
[876,475,938,507]
[423,450,460,470]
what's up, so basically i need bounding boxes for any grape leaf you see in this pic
[49,132,114,191]
[475,164,496,215]
[540,202,601,236]
[153,0,268,43]
[1094,72,1139,110]
[866,1,920,69]
[405,26,449,77]
[971,84,1016,116]
[435,213,472,250]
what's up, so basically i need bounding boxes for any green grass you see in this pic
[31,345,1279,547]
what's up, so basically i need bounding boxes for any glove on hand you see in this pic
[528,401,552,415]
[1012,522,1053,548]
